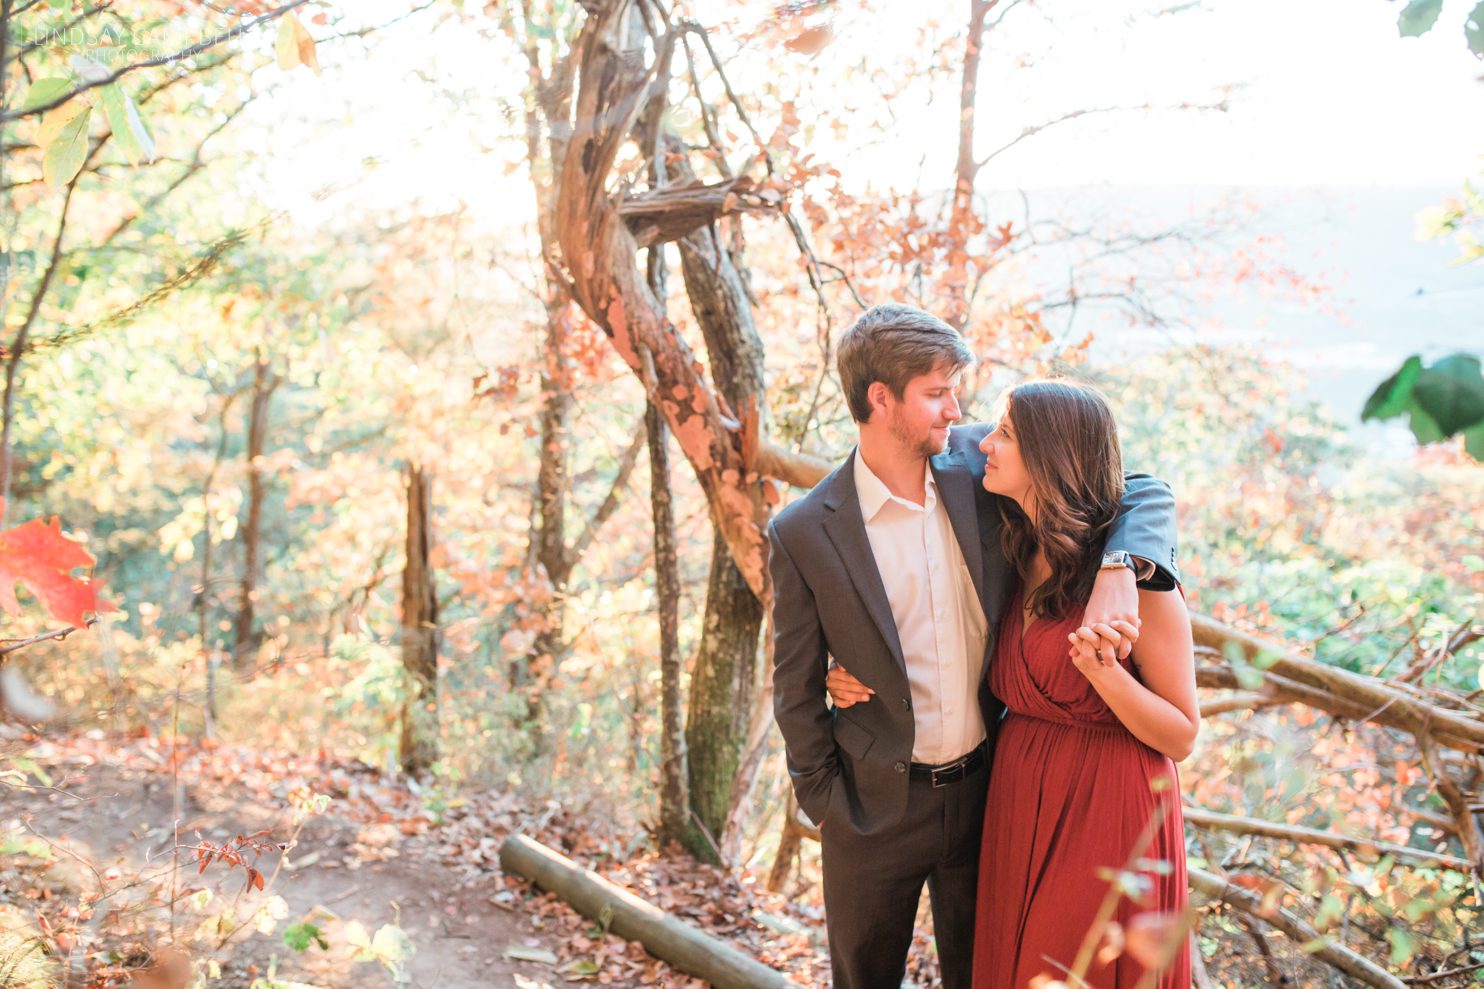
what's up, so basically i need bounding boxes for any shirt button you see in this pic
[901,698,911,711]
[894,761,907,773]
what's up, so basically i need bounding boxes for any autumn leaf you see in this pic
[1125,911,1189,970]
[0,500,114,627]
[42,110,91,192]
[276,13,321,75]
[784,24,833,55]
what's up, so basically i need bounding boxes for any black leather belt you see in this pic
[909,743,986,787]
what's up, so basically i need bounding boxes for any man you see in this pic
[768,303,1179,989]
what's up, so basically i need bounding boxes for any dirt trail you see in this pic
[2,746,645,989]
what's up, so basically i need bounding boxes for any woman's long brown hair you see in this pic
[995,380,1126,620]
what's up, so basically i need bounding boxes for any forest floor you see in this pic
[1,729,839,989]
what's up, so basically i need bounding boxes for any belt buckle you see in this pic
[931,756,965,788]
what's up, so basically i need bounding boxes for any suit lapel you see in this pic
[821,451,907,676]
[931,449,987,610]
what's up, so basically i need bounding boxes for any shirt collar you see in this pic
[853,448,936,522]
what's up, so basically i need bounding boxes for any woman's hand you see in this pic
[826,663,874,708]
[1083,567,1142,661]
[1067,621,1140,677]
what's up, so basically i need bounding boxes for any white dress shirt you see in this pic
[853,451,989,765]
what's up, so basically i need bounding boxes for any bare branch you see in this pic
[1182,806,1474,872]
[755,438,831,490]
[1,0,312,122]
[976,99,1229,170]
[0,618,100,658]
[564,422,647,571]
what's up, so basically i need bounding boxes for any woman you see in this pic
[828,379,1198,989]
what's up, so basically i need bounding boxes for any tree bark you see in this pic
[684,528,763,862]
[647,398,689,847]
[233,351,277,668]
[555,0,775,601]
[675,215,771,862]
[399,465,439,778]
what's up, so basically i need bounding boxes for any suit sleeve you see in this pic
[1109,472,1181,591]
[768,520,838,827]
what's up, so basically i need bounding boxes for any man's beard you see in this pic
[889,408,950,458]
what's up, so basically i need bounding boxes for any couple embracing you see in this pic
[769,304,1198,988]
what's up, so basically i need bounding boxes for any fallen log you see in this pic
[499,834,803,989]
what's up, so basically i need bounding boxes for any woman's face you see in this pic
[979,408,1034,508]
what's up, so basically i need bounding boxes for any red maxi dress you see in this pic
[971,588,1190,988]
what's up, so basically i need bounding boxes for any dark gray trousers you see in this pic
[819,760,989,989]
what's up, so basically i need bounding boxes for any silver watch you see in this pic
[1099,550,1135,572]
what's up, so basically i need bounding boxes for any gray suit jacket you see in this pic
[769,422,1179,836]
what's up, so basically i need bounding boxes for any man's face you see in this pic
[884,366,963,458]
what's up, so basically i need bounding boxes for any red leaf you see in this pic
[0,500,114,627]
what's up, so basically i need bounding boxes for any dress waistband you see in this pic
[1003,710,1128,734]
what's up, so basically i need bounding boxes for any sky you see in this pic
[227,0,1481,442]
[241,0,1484,221]
[758,0,1484,191]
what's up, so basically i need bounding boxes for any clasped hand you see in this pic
[1067,565,1141,675]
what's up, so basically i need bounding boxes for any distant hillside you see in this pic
[995,184,1479,446]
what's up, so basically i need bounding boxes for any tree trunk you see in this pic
[943,0,994,330]
[233,352,276,668]
[555,2,775,601]
[647,353,689,847]
[515,305,571,749]
[683,529,764,862]
[514,1,579,748]
[199,396,237,732]
[676,221,770,863]
[399,465,439,778]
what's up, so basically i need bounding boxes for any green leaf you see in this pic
[283,921,328,953]
[1467,1,1484,58]
[21,77,72,112]
[43,108,91,192]
[563,960,602,975]
[1361,355,1422,421]
[1464,422,1484,461]
[1399,0,1444,37]
[1411,353,1484,435]
[1408,403,1446,445]
[369,924,414,972]
[101,84,155,165]
[1388,927,1418,965]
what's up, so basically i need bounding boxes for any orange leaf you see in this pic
[0,500,113,627]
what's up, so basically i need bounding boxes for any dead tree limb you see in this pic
[1191,614,1484,754]
[1189,867,1405,989]
[1181,807,1473,872]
